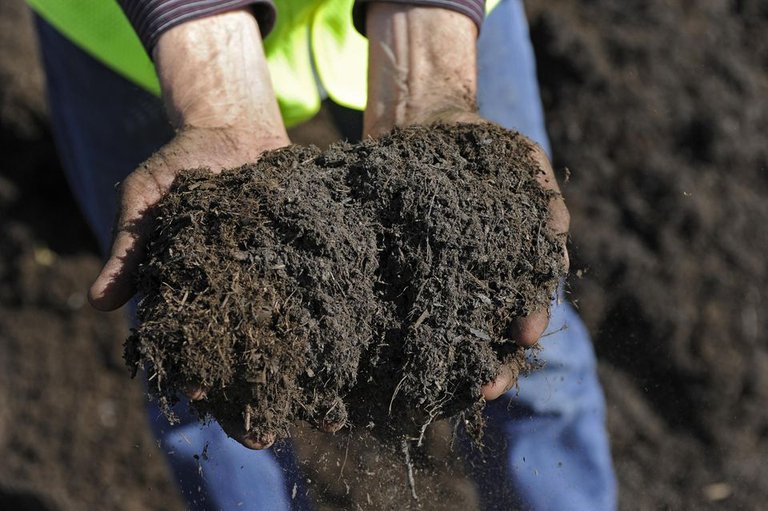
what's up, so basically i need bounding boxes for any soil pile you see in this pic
[129,124,564,441]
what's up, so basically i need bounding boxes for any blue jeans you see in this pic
[37,1,616,509]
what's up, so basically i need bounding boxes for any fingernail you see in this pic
[321,420,344,433]
[243,433,275,450]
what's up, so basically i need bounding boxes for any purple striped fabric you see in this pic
[353,0,485,35]
[118,0,485,57]
[117,0,276,55]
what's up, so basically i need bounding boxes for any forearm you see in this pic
[90,10,289,313]
[153,9,287,143]
[364,3,478,136]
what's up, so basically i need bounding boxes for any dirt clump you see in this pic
[128,123,565,442]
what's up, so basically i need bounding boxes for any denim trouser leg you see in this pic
[37,1,616,508]
[474,2,617,509]
[148,405,309,510]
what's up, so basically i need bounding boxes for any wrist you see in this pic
[175,125,289,154]
[154,9,287,140]
[364,4,478,136]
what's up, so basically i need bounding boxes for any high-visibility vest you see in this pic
[26,0,500,127]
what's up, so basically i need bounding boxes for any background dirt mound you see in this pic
[2,0,768,509]
[132,125,561,442]
[528,0,768,507]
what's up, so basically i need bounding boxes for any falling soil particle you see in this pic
[128,123,565,442]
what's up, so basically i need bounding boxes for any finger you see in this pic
[319,420,344,434]
[88,229,143,310]
[183,384,208,401]
[241,432,276,450]
[89,173,162,310]
[219,416,276,450]
[562,246,571,275]
[510,309,550,347]
[313,399,347,434]
[529,143,562,194]
[529,143,570,239]
[481,364,515,401]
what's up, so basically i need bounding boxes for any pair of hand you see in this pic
[88,7,569,450]
[89,119,569,450]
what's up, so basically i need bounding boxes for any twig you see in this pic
[389,373,408,415]
[338,433,351,480]
[412,309,430,329]
[540,322,568,339]
[402,440,418,501]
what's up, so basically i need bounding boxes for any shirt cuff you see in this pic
[118,0,276,58]
[353,0,485,36]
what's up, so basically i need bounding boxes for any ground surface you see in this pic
[1,0,767,509]
[527,0,768,508]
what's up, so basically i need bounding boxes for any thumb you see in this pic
[89,229,144,311]
[89,172,161,310]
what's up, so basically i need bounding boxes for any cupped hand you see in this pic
[90,127,291,449]
[87,125,352,449]
[94,9,305,450]
[482,125,570,400]
[88,127,289,311]
[363,2,566,406]
[402,110,570,401]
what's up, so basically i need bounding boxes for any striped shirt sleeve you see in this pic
[117,0,276,57]
[353,0,485,35]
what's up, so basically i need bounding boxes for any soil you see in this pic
[2,0,768,509]
[130,125,562,442]
[527,0,768,507]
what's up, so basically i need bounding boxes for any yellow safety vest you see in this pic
[26,0,499,127]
